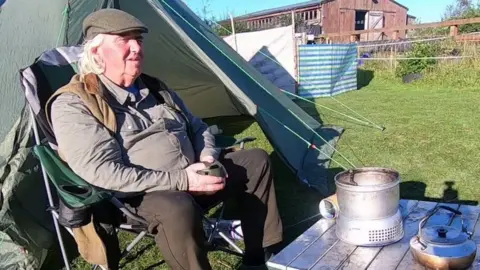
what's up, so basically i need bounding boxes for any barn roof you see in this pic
[231,0,321,21]
[321,0,408,10]
[390,0,409,10]
[225,0,409,22]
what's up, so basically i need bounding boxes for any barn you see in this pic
[322,0,415,42]
[222,0,415,42]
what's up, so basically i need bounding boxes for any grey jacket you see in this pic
[50,74,219,197]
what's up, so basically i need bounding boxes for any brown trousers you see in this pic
[98,148,283,269]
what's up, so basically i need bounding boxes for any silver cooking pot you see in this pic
[335,167,400,220]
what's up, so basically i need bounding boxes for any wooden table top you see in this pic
[267,199,480,270]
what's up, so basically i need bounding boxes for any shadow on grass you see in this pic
[401,180,478,206]
[293,98,324,125]
[357,68,374,89]
[119,241,159,269]
[203,115,256,137]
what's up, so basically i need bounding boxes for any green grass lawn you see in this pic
[69,67,480,269]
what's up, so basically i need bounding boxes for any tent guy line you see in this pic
[55,4,69,47]
[257,106,353,170]
[285,107,357,168]
[328,96,385,131]
[282,90,384,130]
[208,18,384,131]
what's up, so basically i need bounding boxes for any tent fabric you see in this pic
[1,0,343,268]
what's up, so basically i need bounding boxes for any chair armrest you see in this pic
[214,135,256,150]
[231,136,257,150]
[33,145,111,208]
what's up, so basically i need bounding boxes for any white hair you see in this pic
[77,34,106,79]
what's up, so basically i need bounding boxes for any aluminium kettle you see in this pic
[409,205,476,270]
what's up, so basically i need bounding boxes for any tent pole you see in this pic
[292,10,299,95]
[29,108,71,270]
[229,13,238,51]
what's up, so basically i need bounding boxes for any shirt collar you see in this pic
[98,74,150,105]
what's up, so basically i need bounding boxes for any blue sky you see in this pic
[185,0,453,23]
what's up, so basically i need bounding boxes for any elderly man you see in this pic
[48,8,283,270]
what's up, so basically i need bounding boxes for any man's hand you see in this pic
[200,155,215,163]
[200,155,229,179]
[185,162,225,194]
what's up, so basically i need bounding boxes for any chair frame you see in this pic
[28,106,250,270]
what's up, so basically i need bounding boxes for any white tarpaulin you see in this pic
[223,25,296,93]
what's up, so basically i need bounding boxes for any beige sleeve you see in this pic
[50,93,189,194]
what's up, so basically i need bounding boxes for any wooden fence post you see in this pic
[292,10,299,94]
[390,46,394,69]
[392,30,399,40]
[229,13,238,51]
[450,25,459,37]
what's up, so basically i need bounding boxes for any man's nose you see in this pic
[129,40,142,52]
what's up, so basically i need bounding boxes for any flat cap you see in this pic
[83,9,148,40]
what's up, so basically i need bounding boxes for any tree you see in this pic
[442,0,473,20]
[441,0,480,34]
[212,20,251,36]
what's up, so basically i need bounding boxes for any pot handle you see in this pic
[418,205,468,238]
[348,169,358,186]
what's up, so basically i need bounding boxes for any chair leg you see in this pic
[207,202,226,244]
[120,230,148,258]
[203,203,244,255]
[217,231,244,254]
[30,107,71,269]
[49,210,72,270]
[92,264,107,270]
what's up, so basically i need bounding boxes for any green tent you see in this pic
[0,0,343,268]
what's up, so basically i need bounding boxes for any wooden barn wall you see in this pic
[339,9,355,42]
[321,0,340,37]
[322,0,408,42]
[387,2,408,38]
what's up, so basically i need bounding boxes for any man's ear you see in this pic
[92,45,101,57]
[91,47,105,70]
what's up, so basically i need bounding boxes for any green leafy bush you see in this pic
[395,43,440,78]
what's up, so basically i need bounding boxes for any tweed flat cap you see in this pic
[83,9,148,40]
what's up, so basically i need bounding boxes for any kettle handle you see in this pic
[417,205,470,240]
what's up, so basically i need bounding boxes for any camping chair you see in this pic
[19,46,255,270]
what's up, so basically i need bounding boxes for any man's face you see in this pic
[96,31,144,85]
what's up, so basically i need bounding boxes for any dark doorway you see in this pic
[355,10,367,30]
